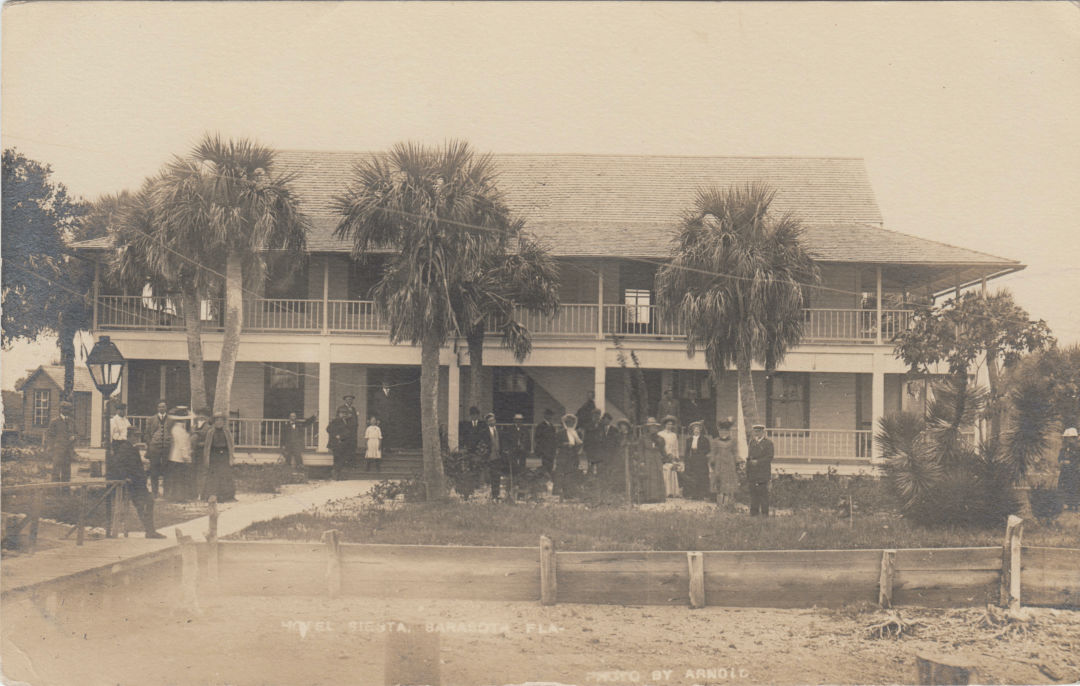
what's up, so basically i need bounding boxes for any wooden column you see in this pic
[594,347,606,414]
[317,342,331,452]
[596,266,604,340]
[448,348,460,450]
[1000,515,1023,610]
[321,255,330,334]
[875,266,883,344]
[323,529,342,598]
[870,352,885,462]
[540,535,557,605]
[878,549,896,608]
[687,551,705,608]
[92,261,100,331]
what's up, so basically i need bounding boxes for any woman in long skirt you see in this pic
[166,408,195,502]
[710,417,739,507]
[201,413,236,502]
[682,421,712,500]
[553,414,584,498]
[634,417,666,504]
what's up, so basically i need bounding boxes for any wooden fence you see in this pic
[193,517,1078,610]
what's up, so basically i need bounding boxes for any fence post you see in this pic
[878,549,896,608]
[28,488,43,554]
[76,485,86,546]
[175,528,201,614]
[1000,515,1023,611]
[540,535,557,606]
[322,529,342,598]
[687,551,705,608]
[205,496,219,586]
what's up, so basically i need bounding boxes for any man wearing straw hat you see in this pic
[746,423,774,516]
[47,400,78,487]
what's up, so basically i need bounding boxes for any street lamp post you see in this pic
[86,335,126,476]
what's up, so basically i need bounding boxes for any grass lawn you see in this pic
[234,498,1080,551]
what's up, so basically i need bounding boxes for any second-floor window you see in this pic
[624,289,651,324]
[33,389,51,426]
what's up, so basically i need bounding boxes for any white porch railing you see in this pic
[766,428,874,460]
[128,416,318,450]
[97,295,912,346]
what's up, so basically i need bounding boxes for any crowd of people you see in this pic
[455,391,776,513]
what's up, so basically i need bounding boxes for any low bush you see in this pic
[367,473,427,504]
[1028,483,1063,524]
[441,449,486,500]
[767,471,892,514]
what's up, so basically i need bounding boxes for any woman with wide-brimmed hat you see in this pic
[165,407,196,501]
[682,420,711,500]
[710,417,738,507]
[553,413,583,498]
[658,415,683,498]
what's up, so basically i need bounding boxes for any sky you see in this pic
[2,1,1078,389]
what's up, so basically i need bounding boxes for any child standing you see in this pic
[364,416,383,472]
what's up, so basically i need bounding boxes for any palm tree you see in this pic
[334,141,518,497]
[108,179,218,411]
[655,183,819,434]
[457,231,560,411]
[151,135,307,416]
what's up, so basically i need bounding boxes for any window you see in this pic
[268,363,302,390]
[33,389,51,426]
[495,368,529,394]
[624,289,651,325]
[766,373,809,429]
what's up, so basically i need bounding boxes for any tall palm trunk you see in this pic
[737,350,761,438]
[420,332,446,498]
[181,291,208,412]
[467,325,485,411]
[59,319,77,401]
[213,250,243,415]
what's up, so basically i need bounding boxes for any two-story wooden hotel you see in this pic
[73,153,1022,471]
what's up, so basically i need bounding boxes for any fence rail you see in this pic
[97,295,913,345]
[766,429,874,460]
[129,416,318,450]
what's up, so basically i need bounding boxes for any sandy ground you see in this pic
[3,581,1078,686]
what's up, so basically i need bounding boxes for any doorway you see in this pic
[367,366,422,450]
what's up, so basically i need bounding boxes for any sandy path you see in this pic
[4,586,1078,686]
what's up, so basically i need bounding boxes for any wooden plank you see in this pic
[687,552,705,609]
[1021,546,1080,568]
[558,569,690,606]
[879,549,895,608]
[540,535,557,606]
[217,560,327,596]
[894,547,1002,571]
[1021,547,1080,607]
[892,570,1000,607]
[915,653,979,685]
[557,551,694,574]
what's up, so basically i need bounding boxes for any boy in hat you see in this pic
[746,423,774,515]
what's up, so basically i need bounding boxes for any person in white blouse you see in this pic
[658,416,683,498]
[109,401,132,445]
[364,416,383,473]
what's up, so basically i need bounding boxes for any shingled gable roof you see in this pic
[16,365,95,394]
[72,152,1020,270]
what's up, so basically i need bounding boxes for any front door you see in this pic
[368,367,422,450]
[264,363,304,419]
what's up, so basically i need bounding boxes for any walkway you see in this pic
[0,479,378,599]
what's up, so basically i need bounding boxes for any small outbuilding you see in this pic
[15,366,94,445]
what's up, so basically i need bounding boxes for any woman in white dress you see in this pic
[364,416,383,473]
[658,416,683,498]
[166,407,195,501]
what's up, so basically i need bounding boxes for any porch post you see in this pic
[448,346,460,450]
[875,266,883,345]
[594,347,606,413]
[597,266,604,340]
[871,353,885,462]
[321,255,330,335]
[735,380,748,458]
[92,261,100,331]
[318,347,331,452]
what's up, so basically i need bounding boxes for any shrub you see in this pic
[768,471,890,514]
[367,474,427,505]
[1028,484,1063,524]
[441,449,486,500]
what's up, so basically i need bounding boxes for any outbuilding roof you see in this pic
[16,365,95,394]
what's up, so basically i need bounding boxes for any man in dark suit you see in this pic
[281,411,317,467]
[746,423,775,516]
[474,413,504,500]
[533,408,557,475]
[143,399,171,497]
[47,401,78,486]
[458,406,483,454]
[107,426,166,539]
[503,413,530,494]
